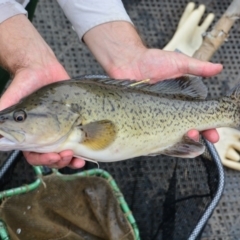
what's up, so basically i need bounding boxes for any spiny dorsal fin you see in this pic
[75,74,207,100]
[131,75,207,99]
[80,120,116,150]
[227,83,240,100]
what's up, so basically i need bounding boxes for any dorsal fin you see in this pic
[226,83,240,100]
[74,74,208,100]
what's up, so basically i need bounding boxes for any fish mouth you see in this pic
[0,130,26,151]
[0,129,25,144]
[0,134,18,151]
[0,134,8,141]
[0,134,6,143]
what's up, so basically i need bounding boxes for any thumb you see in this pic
[171,51,223,77]
[0,73,36,110]
[0,65,70,110]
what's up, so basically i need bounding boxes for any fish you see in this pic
[0,75,238,162]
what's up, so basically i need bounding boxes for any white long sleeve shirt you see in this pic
[0,0,28,23]
[56,0,133,39]
[0,0,133,39]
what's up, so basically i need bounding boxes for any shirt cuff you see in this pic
[0,0,27,24]
[57,0,133,40]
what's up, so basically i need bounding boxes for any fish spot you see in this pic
[70,103,81,113]
[87,109,92,115]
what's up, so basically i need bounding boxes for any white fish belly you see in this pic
[70,136,177,162]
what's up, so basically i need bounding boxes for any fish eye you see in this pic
[13,110,27,122]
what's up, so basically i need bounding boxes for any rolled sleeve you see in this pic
[57,0,133,40]
[0,0,27,24]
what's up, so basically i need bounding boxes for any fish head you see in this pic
[0,99,80,151]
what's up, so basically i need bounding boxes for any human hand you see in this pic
[0,64,85,169]
[0,15,85,169]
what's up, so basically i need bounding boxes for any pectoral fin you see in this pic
[80,120,116,150]
[162,135,205,158]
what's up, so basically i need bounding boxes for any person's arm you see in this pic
[0,14,85,168]
[83,21,222,80]
[84,21,222,143]
[57,0,222,142]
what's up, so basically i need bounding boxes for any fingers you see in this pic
[199,13,214,32]
[191,12,214,48]
[226,148,240,162]
[187,129,219,143]
[187,5,206,31]
[180,4,213,34]
[148,50,222,81]
[68,158,86,169]
[24,151,62,166]
[201,129,219,143]
[221,158,240,171]
[177,2,195,30]
[214,128,240,170]
[23,150,85,169]
[187,129,199,141]
[46,158,86,169]
[0,63,70,110]
[217,127,240,161]
[175,52,223,77]
[186,128,240,170]
[232,142,240,152]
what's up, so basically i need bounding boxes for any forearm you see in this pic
[0,14,69,110]
[83,21,146,77]
[0,14,57,74]
[57,0,144,77]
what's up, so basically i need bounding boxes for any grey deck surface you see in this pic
[3,0,239,239]
[32,1,240,239]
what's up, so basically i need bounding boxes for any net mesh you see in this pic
[0,0,239,239]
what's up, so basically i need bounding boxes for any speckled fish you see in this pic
[0,75,238,162]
